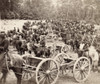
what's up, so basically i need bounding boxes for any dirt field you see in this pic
[6,70,100,84]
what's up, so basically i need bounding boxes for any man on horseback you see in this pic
[36,40,51,58]
[0,33,9,70]
[0,33,24,84]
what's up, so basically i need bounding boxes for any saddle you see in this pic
[0,52,13,72]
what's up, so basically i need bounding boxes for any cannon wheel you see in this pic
[22,56,36,81]
[22,65,35,81]
[73,57,91,82]
[36,59,59,84]
[54,53,70,75]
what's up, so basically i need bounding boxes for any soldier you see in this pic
[36,40,50,58]
[0,33,9,70]
[0,33,9,54]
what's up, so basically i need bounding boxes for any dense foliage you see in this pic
[0,0,100,24]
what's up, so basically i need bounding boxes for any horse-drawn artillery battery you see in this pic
[22,51,91,84]
[22,56,59,84]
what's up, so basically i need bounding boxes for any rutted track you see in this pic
[6,70,100,84]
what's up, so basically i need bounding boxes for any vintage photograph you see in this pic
[0,0,100,84]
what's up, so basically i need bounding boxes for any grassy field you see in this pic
[6,70,100,84]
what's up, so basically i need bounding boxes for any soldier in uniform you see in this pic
[36,40,50,58]
[0,33,9,70]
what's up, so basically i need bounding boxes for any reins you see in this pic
[4,52,10,72]
[4,52,23,75]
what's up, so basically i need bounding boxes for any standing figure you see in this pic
[0,33,9,70]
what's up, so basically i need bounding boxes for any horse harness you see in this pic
[3,52,22,76]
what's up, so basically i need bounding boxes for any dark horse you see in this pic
[0,52,24,84]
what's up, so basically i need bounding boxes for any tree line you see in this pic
[0,0,100,24]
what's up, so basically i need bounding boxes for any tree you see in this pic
[0,0,21,19]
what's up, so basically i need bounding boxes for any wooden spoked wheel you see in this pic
[73,57,91,82]
[22,65,35,81]
[22,56,36,81]
[36,59,59,84]
[54,53,70,75]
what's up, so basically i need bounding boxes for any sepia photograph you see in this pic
[0,0,100,84]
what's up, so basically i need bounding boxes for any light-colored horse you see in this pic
[79,43,99,71]
[86,46,99,71]
[0,46,24,84]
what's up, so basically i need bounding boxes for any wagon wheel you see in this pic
[73,57,91,82]
[61,45,69,53]
[22,56,35,81]
[54,53,70,75]
[22,65,35,81]
[36,59,59,84]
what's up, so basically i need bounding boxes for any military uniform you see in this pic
[0,34,9,70]
[36,40,50,58]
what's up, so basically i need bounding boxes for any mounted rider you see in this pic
[0,33,9,70]
[0,33,9,53]
[36,40,51,58]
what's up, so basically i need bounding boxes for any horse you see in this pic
[86,46,99,71]
[79,43,99,71]
[0,49,24,84]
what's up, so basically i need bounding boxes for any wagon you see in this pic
[22,56,59,84]
[22,52,91,84]
[54,53,91,82]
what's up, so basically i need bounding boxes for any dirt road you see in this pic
[6,71,100,84]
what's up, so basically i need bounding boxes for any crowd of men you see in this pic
[0,20,96,56]
[0,19,100,72]
[0,20,100,71]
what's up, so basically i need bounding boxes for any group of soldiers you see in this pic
[5,24,50,57]
[48,20,95,52]
[0,20,98,69]
[0,20,96,56]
